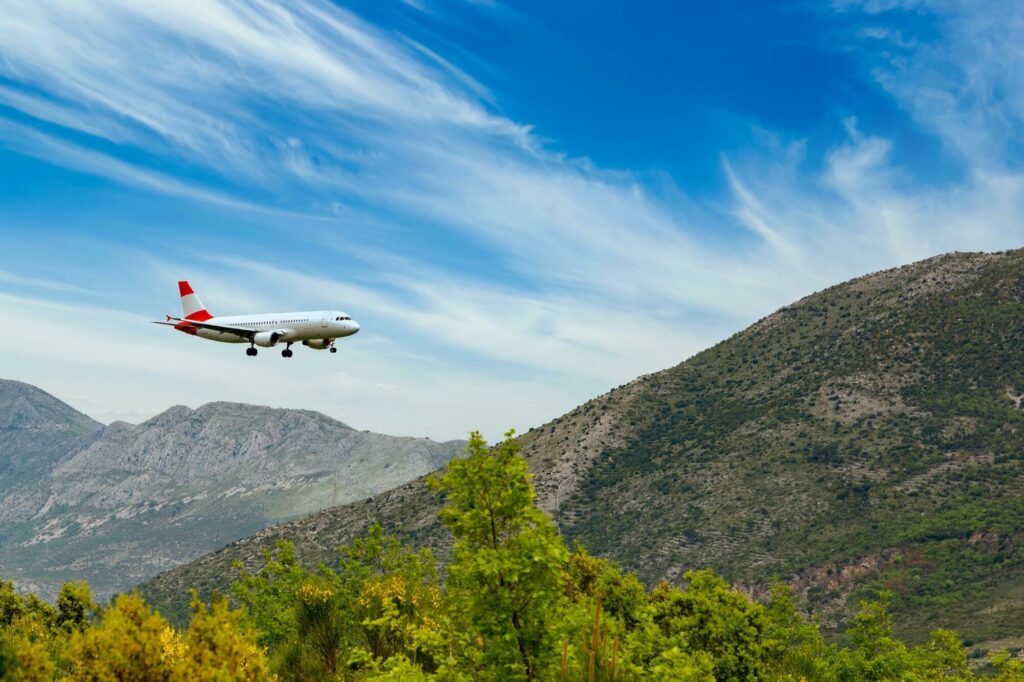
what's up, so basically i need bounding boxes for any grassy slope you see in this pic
[140,250,1024,651]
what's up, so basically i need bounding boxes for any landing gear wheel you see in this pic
[282,349,293,358]
[246,347,257,357]
[330,347,337,353]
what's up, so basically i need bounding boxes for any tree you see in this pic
[646,570,770,681]
[763,580,831,681]
[173,593,271,681]
[991,649,1024,682]
[54,581,96,633]
[564,546,647,631]
[0,634,54,682]
[910,628,972,681]
[68,593,175,681]
[430,430,569,680]
[829,593,912,681]
[232,540,308,649]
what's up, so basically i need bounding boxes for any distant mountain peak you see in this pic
[0,379,100,431]
[141,405,193,426]
[139,401,355,431]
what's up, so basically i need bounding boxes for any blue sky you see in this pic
[0,0,1022,440]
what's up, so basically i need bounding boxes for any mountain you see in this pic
[0,380,104,527]
[138,249,1024,654]
[0,384,463,600]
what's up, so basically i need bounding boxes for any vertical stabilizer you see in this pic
[178,281,213,321]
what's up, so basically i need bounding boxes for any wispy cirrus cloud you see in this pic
[838,0,1024,169]
[0,0,1022,438]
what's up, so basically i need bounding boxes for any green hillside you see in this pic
[140,249,1024,655]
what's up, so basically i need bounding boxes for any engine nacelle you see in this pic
[302,339,332,350]
[254,330,286,347]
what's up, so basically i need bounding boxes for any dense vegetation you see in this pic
[5,433,1024,680]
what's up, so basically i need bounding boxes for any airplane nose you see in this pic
[350,321,360,334]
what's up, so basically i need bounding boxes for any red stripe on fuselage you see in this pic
[174,322,198,335]
[185,309,213,321]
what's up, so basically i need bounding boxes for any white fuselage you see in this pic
[184,310,359,345]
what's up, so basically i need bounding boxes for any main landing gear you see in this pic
[282,343,294,358]
[246,346,257,357]
[330,347,337,354]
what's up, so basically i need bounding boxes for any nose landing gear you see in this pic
[330,347,337,353]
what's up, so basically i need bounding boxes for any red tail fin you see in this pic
[178,280,213,321]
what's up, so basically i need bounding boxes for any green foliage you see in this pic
[829,592,913,680]
[54,581,96,633]
[991,649,1024,681]
[430,430,569,680]
[763,581,831,680]
[643,571,770,680]
[2,426,1020,679]
[232,524,448,679]
[911,629,972,681]
[231,540,306,648]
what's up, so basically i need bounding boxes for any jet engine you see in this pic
[254,331,286,347]
[302,339,332,350]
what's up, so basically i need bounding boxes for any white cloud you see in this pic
[0,1,1022,439]
[840,0,1024,169]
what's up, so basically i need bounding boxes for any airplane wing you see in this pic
[152,317,257,339]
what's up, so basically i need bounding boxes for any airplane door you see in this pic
[321,313,328,328]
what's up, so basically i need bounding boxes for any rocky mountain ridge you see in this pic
[0,381,463,599]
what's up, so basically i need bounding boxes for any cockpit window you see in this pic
[335,316,351,321]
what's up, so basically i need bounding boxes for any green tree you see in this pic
[234,526,448,679]
[763,580,832,681]
[290,578,346,678]
[909,628,972,681]
[0,582,22,629]
[430,430,569,680]
[54,581,96,633]
[646,570,770,681]
[0,633,54,682]
[232,540,308,649]
[991,650,1024,682]
[564,546,647,631]
[829,593,912,681]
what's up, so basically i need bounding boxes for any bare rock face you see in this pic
[0,382,463,600]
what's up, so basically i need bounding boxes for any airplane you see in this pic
[153,281,359,357]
